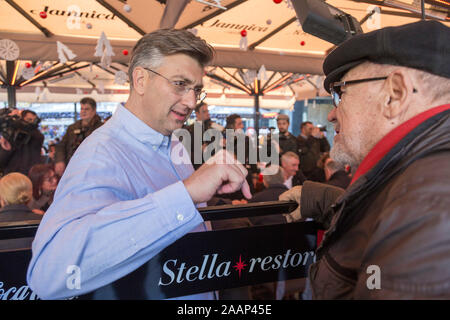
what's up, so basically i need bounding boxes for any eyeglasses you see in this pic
[329,77,388,108]
[142,67,207,103]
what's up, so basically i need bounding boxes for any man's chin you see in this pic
[330,145,357,168]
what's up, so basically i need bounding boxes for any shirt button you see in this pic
[177,213,184,221]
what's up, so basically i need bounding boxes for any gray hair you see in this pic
[128,29,215,89]
[262,165,285,186]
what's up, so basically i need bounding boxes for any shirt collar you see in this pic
[115,104,172,151]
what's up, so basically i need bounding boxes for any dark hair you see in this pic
[225,114,241,129]
[195,102,207,113]
[128,29,215,88]
[21,109,37,120]
[301,121,312,130]
[80,97,97,110]
[28,163,55,199]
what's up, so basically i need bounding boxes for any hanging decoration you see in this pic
[300,41,305,46]
[0,39,20,61]
[39,11,47,19]
[123,4,132,12]
[95,32,115,68]
[114,70,128,85]
[22,66,35,80]
[34,87,41,99]
[266,19,272,25]
[86,23,93,30]
[57,41,77,64]
[187,28,198,36]
[122,49,129,56]
[273,0,283,4]
[257,65,268,81]
[239,30,248,51]
[98,82,105,94]
[195,0,227,10]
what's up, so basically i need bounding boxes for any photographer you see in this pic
[54,97,102,176]
[0,109,44,176]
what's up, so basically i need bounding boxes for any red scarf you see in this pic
[317,103,450,247]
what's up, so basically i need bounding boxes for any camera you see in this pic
[318,126,327,132]
[0,108,40,149]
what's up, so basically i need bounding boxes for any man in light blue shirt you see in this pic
[27,29,251,300]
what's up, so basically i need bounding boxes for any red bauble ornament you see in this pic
[39,11,47,19]
[300,41,305,46]
[273,0,283,4]
[25,62,31,68]
[240,30,247,37]
[122,49,129,56]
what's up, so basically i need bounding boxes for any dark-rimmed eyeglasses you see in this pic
[142,67,207,103]
[330,77,388,108]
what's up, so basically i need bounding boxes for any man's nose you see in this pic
[182,89,197,109]
[327,108,337,123]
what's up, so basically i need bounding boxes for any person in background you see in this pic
[274,114,298,156]
[323,157,351,189]
[0,109,44,176]
[0,172,42,223]
[248,165,288,226]
[186,102,224,169]
[280,152,305,189]
[296,121,330,179]
[28,163,58,212]
[54,97,103,176]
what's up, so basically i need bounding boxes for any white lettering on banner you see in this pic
[0,282,39,300]
[159,250,316,286]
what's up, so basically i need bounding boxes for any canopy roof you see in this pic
[1,0,449,106]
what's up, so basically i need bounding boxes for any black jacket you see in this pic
[326,170,351,190]
[0,129,44,175]
[296,135,330,176]
[0,204,42,224]
[248,183,288,226]
[55,115,103,165]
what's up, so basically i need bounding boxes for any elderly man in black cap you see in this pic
[281,20,450,299]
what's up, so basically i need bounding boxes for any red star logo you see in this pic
[233,255,247,278]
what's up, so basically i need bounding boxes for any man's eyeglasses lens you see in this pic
[143,67,207,103]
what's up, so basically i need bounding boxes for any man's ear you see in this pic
[382,69,413,119]
[132,67,148,95]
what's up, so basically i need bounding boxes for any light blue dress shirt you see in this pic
[27,105,213,300]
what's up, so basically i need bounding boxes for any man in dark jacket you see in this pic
[281,21,450,299]
[54,97,103,176]
[274,114,298,157]
[297,121,330,179]
[0,109,44,176]
[323,158,350,190]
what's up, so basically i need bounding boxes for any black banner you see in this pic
[0,201,318,300]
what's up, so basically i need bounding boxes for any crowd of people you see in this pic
[0,20,448,300]
[0,95,342,227]
[0,97,105,223]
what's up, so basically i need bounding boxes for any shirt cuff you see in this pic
[152,180,203,232]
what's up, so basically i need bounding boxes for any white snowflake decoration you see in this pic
[0,39,20,61]
[114,70,128,85]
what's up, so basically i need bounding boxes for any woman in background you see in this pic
[28,164,58,212]
[0,172,42,223]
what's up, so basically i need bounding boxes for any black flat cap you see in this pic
[323,20,450,93]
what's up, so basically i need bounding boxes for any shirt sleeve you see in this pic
[26,149,204,300]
